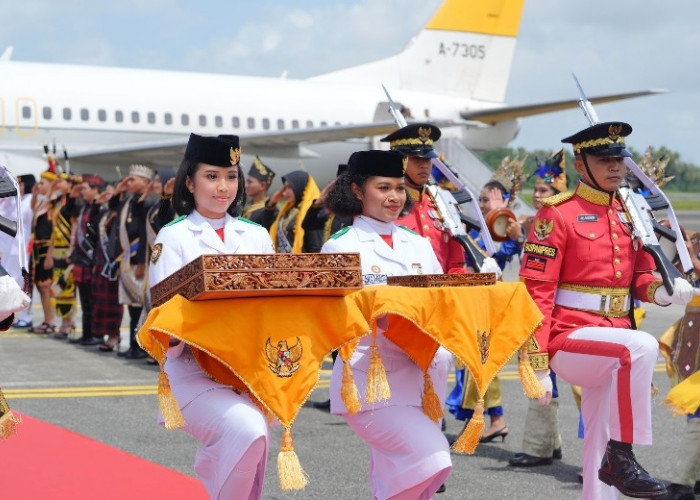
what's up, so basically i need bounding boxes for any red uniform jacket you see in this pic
[519,181,660,361]
[396,186,466,274]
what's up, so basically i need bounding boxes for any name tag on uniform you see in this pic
[363,274,388,285]
[577,214,598,222]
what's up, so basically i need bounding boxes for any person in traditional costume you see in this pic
[261,170,320,253]
[147,133,275,500]
[321,150,452,500]
[242,156,276,227]
[520,121,698,499]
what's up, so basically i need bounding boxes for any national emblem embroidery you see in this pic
[534,218,554,241]
[478,329,490,364]
[150,243,163,264]
[265,337,303,377]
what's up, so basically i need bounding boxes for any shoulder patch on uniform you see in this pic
[238,217,262,227]
[398,225,418,235]
[330,226,351,239]
[150,243,163,264]
[163,215,186,228]
[540,191,573,207]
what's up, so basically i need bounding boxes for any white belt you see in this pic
[554,288,631,318]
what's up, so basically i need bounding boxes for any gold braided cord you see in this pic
[558,283,630,296]
[574,136,625,150]
[576,182,613,206]
[390,138,434,148]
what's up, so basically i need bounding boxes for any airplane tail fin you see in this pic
[308,0,525,103]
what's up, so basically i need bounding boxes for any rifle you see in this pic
[572,74,694,293]
[382,85,496,270]
[0,165,29,286]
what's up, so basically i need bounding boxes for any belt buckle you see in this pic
[609,294,625,315]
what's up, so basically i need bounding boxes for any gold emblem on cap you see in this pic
[418,126,432,144]
[230,147,241,166]
[608,124,623,140]
[401,156,408,174]
[254,156,267,175]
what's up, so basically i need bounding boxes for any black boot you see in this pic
[598,440,667,498]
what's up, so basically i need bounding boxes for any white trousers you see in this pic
[345,405,452,500]
[550,326,658,500]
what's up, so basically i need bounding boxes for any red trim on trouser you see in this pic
[551,336,633,442]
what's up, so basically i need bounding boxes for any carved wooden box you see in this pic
[151,253,362,307]
[387,273,497,288]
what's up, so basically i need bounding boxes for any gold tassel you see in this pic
[451,398,485,455]
[0,411,21,439]
[158,370,186,430]
[341,360,362,414]
[277,428,309,491]
[518,346,545,399]
[365,334,391,404]
[421,371,443,423]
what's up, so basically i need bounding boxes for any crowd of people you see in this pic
[1,120,699,500]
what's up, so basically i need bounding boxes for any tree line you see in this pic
[478,146,700,192]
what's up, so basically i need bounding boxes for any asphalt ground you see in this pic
[1,210,697,499]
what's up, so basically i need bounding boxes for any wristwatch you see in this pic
[516,234,526,245]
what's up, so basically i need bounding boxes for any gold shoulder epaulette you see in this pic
[541,191,573,207]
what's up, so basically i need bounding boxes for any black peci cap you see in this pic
[184,133,241,167]
[347,150,407,178]
[379,123,441,159]
[561,122,632,157]
[247,156,275,184]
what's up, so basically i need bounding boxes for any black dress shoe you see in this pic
[436,483,446,493]
[313,399,331,412]
[124,348,148,359]
[508,452,553,467]
[79,337,103,346]
[552,447,562,460]
[664,483,695,500]
[598,441,667,498]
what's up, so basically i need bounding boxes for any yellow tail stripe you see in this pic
[426,0,525,37]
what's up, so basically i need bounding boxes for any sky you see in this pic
[2,0,699,163]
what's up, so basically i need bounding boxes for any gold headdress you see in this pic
[637,148,673,188]
[491,155,527,206]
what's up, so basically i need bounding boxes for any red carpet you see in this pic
[0,412,207,499]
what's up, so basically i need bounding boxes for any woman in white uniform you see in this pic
[321,150,452,500]
[148,133,275,500]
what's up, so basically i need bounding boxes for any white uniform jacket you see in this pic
[321,216,446,413]
[149,210,274,409]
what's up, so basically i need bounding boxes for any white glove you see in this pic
[0,275,31,321]
[654,277,699,306]
[479,257,503,280]
[535,369,553,406]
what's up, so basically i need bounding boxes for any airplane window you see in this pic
[215,116,223,128]
[277,119,285,130]
[291,120,299,129]
[131,111,140,123]
[147,112,156,124]
[247,117,255,129]
[42,107,52,120]
[22,106,31,119]
[98,109,107,122]
[181,114,190,126]
[306,120,313,128]
[262,118,270,130]
[232,116,240,128]
[115,110,123,123]
[334,122,340,126]
[320,121,328,127]
[63,108,72,120]
[164,113,172,125]
[81,109,89,121]
[199,115,206,127]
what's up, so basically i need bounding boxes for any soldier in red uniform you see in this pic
[520,121,698,499]
[381,123,467,274]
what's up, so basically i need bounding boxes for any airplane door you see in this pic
[15,97,38,137]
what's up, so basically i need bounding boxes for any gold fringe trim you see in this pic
[341,359,362,414]
[518,345,545,399]
[277,428,309,491]
[452,398,485,454]
[365,333,391,404]
[0,411,21,439]
[158,370,186,430]
[421,371,443,423]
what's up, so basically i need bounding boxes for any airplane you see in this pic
[0,0,664,188]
